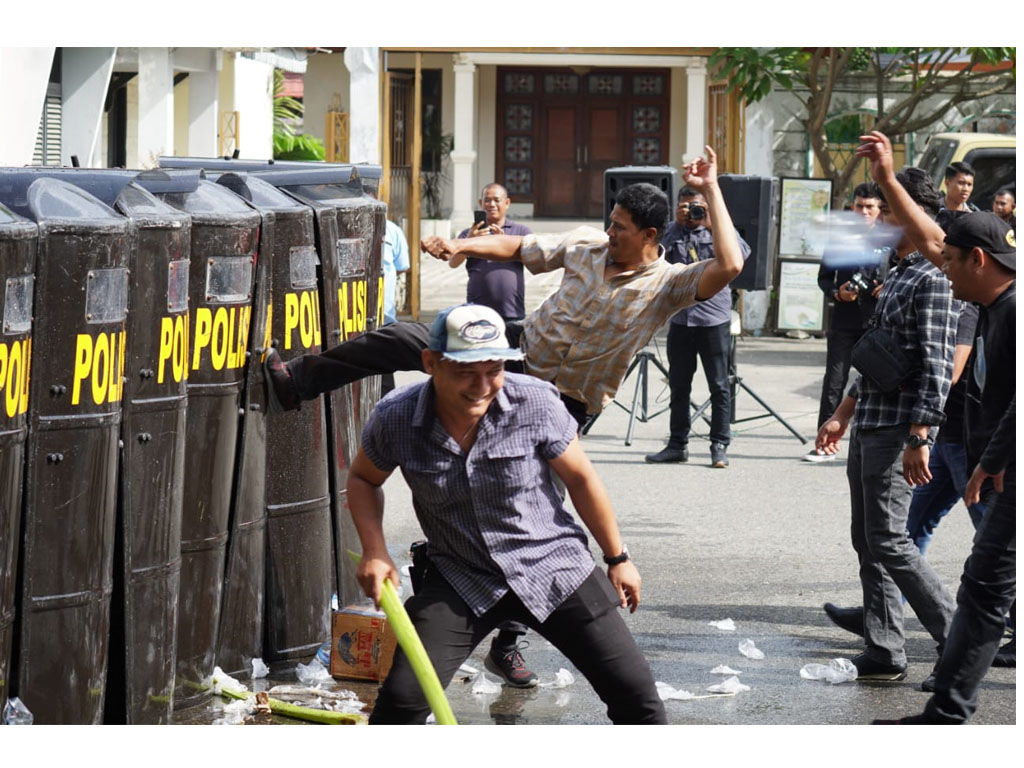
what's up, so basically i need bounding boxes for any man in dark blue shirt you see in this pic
[457,183,533,323]
[347,304,665,724]
[645,185,750,468]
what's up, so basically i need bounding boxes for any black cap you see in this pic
[944,211,1016,271]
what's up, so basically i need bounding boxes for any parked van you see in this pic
[916,132,1015,211]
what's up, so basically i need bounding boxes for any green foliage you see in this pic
[421,120,454,219]
[272,68,324,161]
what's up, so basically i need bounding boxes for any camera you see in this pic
[688,203,707,220]
[848,270,879,294]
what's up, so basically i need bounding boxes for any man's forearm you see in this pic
[347,473,389,558]
[451,234,524,262]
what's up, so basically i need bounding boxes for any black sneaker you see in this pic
[645,446,688,463]
[485,642,539,688]
[852,652,907,682]
[263,347,300,413]
[824,602,865,638]
[710,442,729,468]
[920,671,937,692]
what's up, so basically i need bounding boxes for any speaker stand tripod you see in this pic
[581,346,671,446]
[690,331,808,444]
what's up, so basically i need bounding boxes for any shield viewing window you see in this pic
[205,256,253,303]
[85,267,128,324]
[3,274,34,334]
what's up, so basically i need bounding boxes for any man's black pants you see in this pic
[287,321,590,428]
[816,326,863,427]
[370,567,667,724]
[667,321,731,447]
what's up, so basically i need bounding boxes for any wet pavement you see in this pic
[171,326,1015,730]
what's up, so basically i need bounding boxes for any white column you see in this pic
[61,48,116,167]
[0,47,55,166]
[137,47,174,168]
[344,47,379,163]
[450,57,477,230]
[684,65,707,162]
[188,69,219,157]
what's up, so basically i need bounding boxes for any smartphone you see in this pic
[473,209,487,227]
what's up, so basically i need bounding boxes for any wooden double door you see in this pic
[497,67,671,219]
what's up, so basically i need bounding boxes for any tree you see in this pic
[709,48,1016,205]
[272,68,326,162]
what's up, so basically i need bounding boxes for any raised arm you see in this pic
[856,131,946,268]
[346,448,399,609]
[421,234,524,268]
[685,146,744,300]
[548,436,641,612]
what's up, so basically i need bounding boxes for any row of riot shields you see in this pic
[0,158,385,723]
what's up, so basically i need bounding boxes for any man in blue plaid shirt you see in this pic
[815,166,958,684]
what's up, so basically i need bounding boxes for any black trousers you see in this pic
[816,326,864,428]
[370,567,666,724]
[925,467,1016,724]
[667,321,731,447]
[288,320,589,428]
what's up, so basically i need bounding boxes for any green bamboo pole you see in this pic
[347,550,458,725]
[215,686,367,725]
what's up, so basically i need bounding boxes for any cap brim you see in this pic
[440,348,525,363]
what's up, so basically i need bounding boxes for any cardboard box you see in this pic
[330,605,398,682]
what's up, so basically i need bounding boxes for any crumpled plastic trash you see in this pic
[296,657,333,684]
[538,668,575,689]
[708,618,736,631]
[707,676,750,694]
[800,658,858,684]
[268,684,363,713]
[739,639,765,660]
[426,713,436,724]
[458,662,479,675]
[251,657,269,679]
[471,671,502,694]
[2,696,33,725]
[655,682,696,700]
[710,665,742,675]
[203,666,248,695]
[213,697,255,725]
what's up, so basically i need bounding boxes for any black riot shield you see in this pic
[215,172,332,665]
[0,175,129,724]
[265,168,384,608]
[16,168,195,724]
[154,180,261,704]
[0,203,36,718]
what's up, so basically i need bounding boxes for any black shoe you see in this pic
[871,713,930,724]
[920,671,937,692]
[823,602,865,638]
[852,652,907,681]
[485,642,539,688]
[710,442,729,468]
[263,347,300,413]
[645,446,688,464]
[991,637,1015,668]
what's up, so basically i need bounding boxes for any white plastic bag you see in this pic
[709,664,742,675]
[296,657,333,684]
[538,668,575,689]
[251,657,269,679]
[800,658,858,684]
[708,618,737,631]
[707,676,750,694]
[203,666,248,695]
[738,639,765,660]
[471,671,502,694]
[655,681,696,700]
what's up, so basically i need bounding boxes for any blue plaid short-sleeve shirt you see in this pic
[361,372,594,623]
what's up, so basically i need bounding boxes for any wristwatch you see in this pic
[905,434,935,449]
[603,545,630,566]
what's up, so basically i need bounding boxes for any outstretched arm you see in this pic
[549,436,641,613]
[855,131,946,268]
[686,146,744,300]
[421,234,524,268]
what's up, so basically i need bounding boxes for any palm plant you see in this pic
[272,68,326,161]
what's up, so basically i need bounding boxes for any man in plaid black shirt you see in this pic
[815,164,958,683]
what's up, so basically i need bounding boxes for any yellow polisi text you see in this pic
[0,338,31,418]
[284,289,322,350]
[337,279,368,341]
[157,313,191,384]
[191,306,251,371]
[71,331,126,406]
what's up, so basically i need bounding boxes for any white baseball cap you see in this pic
[427,304,525,363]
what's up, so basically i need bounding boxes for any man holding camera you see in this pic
[815,162,957,684]
[804,182,885,462]
[645,186,750,468]
[457,183,533,324]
